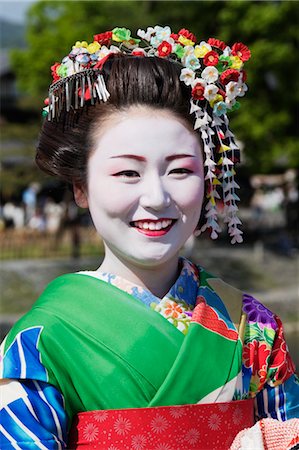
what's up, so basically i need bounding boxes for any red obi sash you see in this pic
[68,399,254,449]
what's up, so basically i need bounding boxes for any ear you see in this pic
[73,183,89,208]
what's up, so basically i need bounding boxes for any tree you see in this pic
[11,0,299,172]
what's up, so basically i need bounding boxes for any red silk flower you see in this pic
[231,42,251,62]
[203,50,219,66]
[191,82,205,100]
[170,33,179,42]
[220,69,240,85]
[178,28,197,43]
[132,49,146,57]
[208,38,227,51]
[93,31,113,46]
[157,41,172,57]
[51,62,61,82]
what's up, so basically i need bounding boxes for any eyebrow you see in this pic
[109,154,146,161]
[109,153,195,162]
[165,154,195,162]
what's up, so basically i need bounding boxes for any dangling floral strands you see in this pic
[43,25,251,244]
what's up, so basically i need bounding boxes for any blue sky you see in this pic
[0,0,36,24]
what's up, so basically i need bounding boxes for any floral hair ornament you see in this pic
[43,26,251,244]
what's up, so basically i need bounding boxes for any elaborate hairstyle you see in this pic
[37,26,251,243]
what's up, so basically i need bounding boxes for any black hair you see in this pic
[36,55,196,187]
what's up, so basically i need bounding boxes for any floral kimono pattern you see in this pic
[0,258,298,449]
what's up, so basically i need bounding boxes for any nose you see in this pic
[139,177,171,211]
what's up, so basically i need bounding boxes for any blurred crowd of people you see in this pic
[0,182,85,234]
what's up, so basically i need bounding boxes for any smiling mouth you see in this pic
[130,219,177,236]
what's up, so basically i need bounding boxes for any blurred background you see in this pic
[0,0,298,365]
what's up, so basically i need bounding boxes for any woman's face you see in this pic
[76,108,204,269]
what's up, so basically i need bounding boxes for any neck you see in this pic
[98,246,181,298]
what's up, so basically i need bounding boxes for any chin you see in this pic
[126,248,181,269]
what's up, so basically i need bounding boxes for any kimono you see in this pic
[0,258,298,449]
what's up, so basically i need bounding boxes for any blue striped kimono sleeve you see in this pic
[255,374,299,420]
[0,379,67,449]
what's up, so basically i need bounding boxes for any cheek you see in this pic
[88,175,138,218]
[173,179,204,211]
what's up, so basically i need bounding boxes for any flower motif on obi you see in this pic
[194,41,212,58]
[82,423,99,442]
[112,27,131,42]
[231,42,251,62]
[230,55,243,70]
[213,101,227,116]
[184,54,201,70]
[157,40,172,57]
[204,84,218,101]
[184,428,200,445]
[131,434,147,450]
[150,415,169,433]
[93,31,112,46]
[180,68,195,86]
[87,41,101,54]
[92,410,108,423]
[208,37,227,50]
[203,50,219,66]
[208,413,221,431]
[113,416,132,435]
[192,82,205,100]
[201,66,219,83]
[243,294,277,329]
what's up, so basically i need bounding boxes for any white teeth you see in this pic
[134,220,173,230]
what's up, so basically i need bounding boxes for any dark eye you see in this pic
[113,170,140,178]
[169,168,193,175]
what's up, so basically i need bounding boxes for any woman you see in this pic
[1,26,298,449]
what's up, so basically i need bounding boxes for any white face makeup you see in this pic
[80,109,204,272]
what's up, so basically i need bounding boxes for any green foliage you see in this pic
[10,0,299,172]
